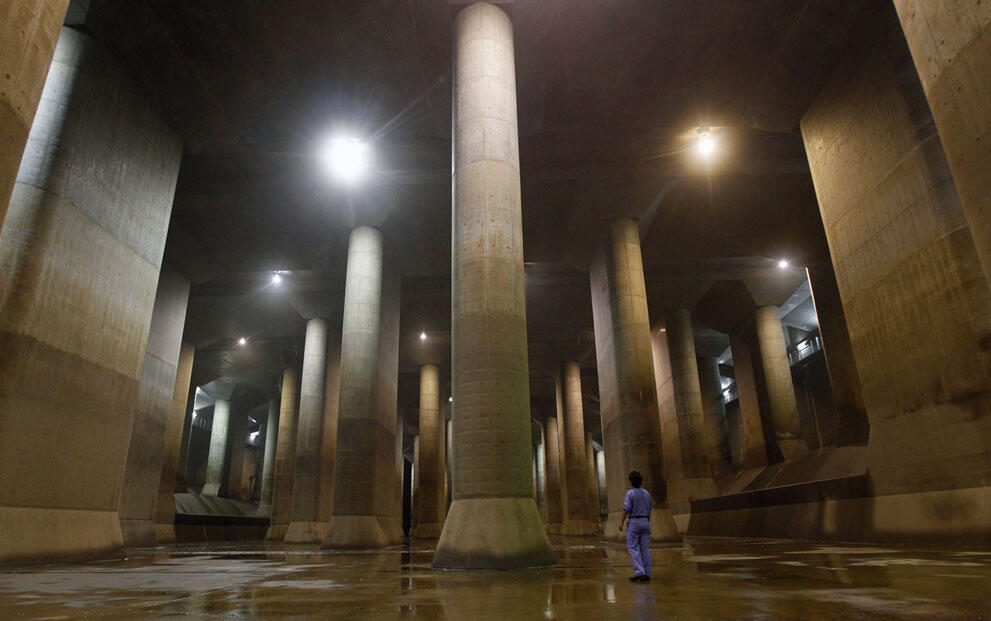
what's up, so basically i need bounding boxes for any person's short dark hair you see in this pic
[629,470,643,488]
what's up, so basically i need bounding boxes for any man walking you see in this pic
[618,470,652,582]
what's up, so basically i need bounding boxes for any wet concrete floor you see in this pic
[0,537,988,619]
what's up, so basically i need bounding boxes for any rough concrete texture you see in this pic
[258,399,278,510]
[154,341,194,542]
[0,0,68,229]
[265,367,299,541]
[285,318,329,543]
[652,328,685,496]
[558,361,597,535]
[0,27,180,563]
[698,356,734,478]
[201,399,230,496]
[412,365,445,539]
[802,9,991,541]
[590,218,680,544]
[806,265,869,446]
[382,271,403,545]
[324,227,403,549]
[118,266,190,546]
[543,416,565,533]
[434,2,553,569]
[317,326,342,524]
[223,406,249,499]
[894,0,991,285]
[753,306,809,461]
[728,321,769,469]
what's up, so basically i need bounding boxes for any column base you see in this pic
[433,497,555,569]
[265,524,289,541]
[154,523,176,544]
[322,515,402,549]
[119,518,157,547]
[284,521,329,543]
[777,436,810,461]
[560,519,599,536]
[201,483,221,496]
[602,508,682,543]
[545,523,562,534]
[0,507,124,564]
[411,521,444,539]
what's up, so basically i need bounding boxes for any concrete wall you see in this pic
[117,266,190,546]
[0,27,181,562]
[801,8,991,541]
[154,342,194,542]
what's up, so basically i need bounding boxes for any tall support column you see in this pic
[893,1,991,285]
[285,318,330,543]
[154,342,195,542]
[590,218,680,543]
[0,0,69,229]
[412,364,445,538]
[266,367,299,540]
[317,330,342,524]
[202,398,231,496]
[728,323,769,468]
[559,361,597,535]
[663,309,718,504]
[534,420,547,523]
[258,399,279,511]
[584,433,599,530]
[0,26,182,563]
[698,356,733,477]
[433,1,553,569]
[118,267,190,545]
[543,415,565,534]
[753,306,808,461]
[323,227,403,548]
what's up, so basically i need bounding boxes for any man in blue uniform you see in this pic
[618,470,652,582]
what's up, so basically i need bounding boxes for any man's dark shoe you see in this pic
[636,575,651,582]
[629,575,643,582]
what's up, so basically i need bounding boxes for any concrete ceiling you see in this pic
[78,0,888,421]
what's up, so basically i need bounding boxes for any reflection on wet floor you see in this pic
[0,537,989,619]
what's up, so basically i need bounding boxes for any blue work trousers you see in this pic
[626,517,651,577]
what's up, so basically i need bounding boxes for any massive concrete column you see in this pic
[258,399,278,511]
[753,306,808,461]
[663,309,718,503]
[266,367,299,540]
[412,364,446,538]
[802,6,991,542]
[543,415,565,534]
[0,27,181,563]
[728,323,769,469]
[202,398,231,496]
[590,218,680,543]
[317,331,342,524]
[698,356,733,477]
[285,318,330,543]
[559,361,597,535]
[323,227,403,548]
[433,2,553,569]
[0,0,69,229]
[224,408,250,499]
[894,1,991,285]
[118,267,190,546]
[154,342,195,542]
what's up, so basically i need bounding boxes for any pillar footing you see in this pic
[322,515,402,549]
[200,483,220,497]
[284,521,329,544]
[560,520,599,536]
[433,498,555,569]
[602,509,681,544]
[776,436,810,461]
[411,522,444,540]
[154,523,176,544]
[119,518,157,547]
[265,524,289,541]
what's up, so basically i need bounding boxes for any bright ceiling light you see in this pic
[420,331,427,341]
[322,136,371,185]
[697,126,714,156]
[271,273,282,284]
[448,397,453,403]
[238,337,247,346]
[778,259,789,269]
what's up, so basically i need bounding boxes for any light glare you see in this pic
[698,134,714,155]
[323,137,370,184]
[271,273,282,284]
[238,337,247,346]
[778,259,789,269]
[420,331,427,341]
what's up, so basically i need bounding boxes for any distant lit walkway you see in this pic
[0,537,988,618]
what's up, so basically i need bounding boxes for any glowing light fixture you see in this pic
[271,272,283,285]
[448,397,453,403]
[420,331,427,341]
[238,337,247,346]
[322,136,371,185]
[697,126,715,156]
[778,259,789,269]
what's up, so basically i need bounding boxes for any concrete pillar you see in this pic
[802,7,991,541]
[590,218,680,543]
[266,367,299,540]
[543,415,565,534]
[225,407,251,500]
[559,361,597,535]
[412,364,445,538]
[118,267,190,546]
[317,330,342,524]
[433,2,553,569]
[259,399,278,510]
[0,27,181,563]
[534,421,547,523]
[728,323,769,469]
[202,398,231,496]
[585,433,598,530]
[806,266,869,446]
[323,227,403,548]
[698,356,733,477]
[753,306,808,461]
[0,0,69,229]
[553,372,569,525]
[894,1,991,285]
[154,342,195,542]
[285,318,330,543]
[663,309,717,502]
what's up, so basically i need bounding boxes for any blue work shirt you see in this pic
[623,487,652,518]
